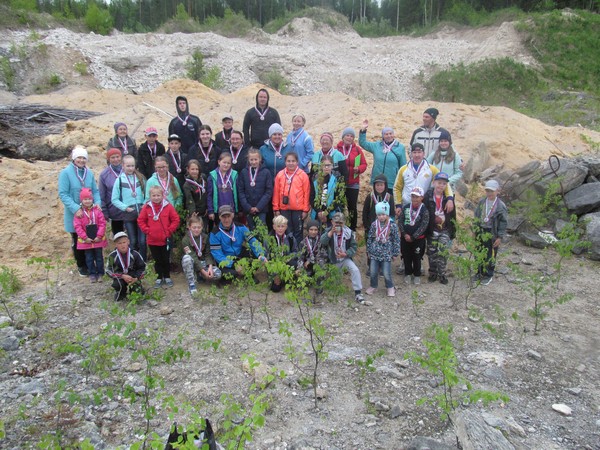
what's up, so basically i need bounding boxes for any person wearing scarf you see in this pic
[58,145,101,276]
[99,147,126,235]
[168,95,202,154]
[107,122,137,158]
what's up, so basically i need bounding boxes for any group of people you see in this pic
[58,90,507,303]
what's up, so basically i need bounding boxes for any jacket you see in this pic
[168,95,202,153]
[272,168,310,213]
[410,123,442,159]
[106,248,146,280]
[73,205,108,250]
[107,135,137,158]
[264,231,298,267]
[286,128,314,172]
[136,140,166,179]
[111,172,147,221]
[336,141,367,187]
[311,149,348,181]
[207,169,239,215]
[58,163,101,233]
[424,188,457,239]
[187,141,221,177]
[223,145,250,173]
[394,160,453,207]
[99,165,128,221]
[427,150,463,189]
[310,173,344,220]
[359,131,407,188]
[297,235,326,267]
[320,226,358,264]
[214,128,232,149]
[366,219,401,262]
[474,197,508,240]
[137,200,180,246]
[209,222,265,268]
[398,203,430,240]
[183,175,208,217]
[242,90,282,148]
[145,172,183,208]
[237,165,273,214]
[181,231,216,269]
[260,141,292,179]
[362,190,395,230]
[165,150,188,190]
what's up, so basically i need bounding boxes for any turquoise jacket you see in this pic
[358,131,407,189]
[58,163,101,233]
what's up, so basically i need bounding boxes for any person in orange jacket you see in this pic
[272,151,310,244]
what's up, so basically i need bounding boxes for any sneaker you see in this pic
[355,293,365,304]
[153,279,163,289]
[480,276,493,286]
[439,275,449,285]
[164,278,174,288]
[78,266,89,277]
[387,287,396,297]
[365,287,377,295]
[428,274,438,282]
[404,275,412,285]
[89,275,97,283]
[413,276,421,285]
[189,283,198,295]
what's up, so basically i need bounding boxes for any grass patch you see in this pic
[185,48,224,90]
[0,56,16,90]
[263,7,350,34]
[258,69,290,94]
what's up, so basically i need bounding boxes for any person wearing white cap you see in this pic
[473,180,508,286]
[398,186,430,285]
[58,145,101,276]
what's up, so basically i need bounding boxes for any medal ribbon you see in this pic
[248,167,258,185]
[218,170,232,189]
[158,173,171,198]
[116,249,130,274]
[285,167,299,185]
[125,173,137,196]
[118,137,129,155]
[271,141,283,158]
[189,231,203,257]
[219,224,237,241]
[83,206,96,224]
[150,200,166,219]
[255,106,269,120]
[73,163,88,186]
[376,220,391,242]
[305,237,316,258]
[383,139,397,154]
[148,143,157,159]
[108,165,121,179]
[334,232,346,255]
[221,131,231,145]
[410,160,425,178]
[185,178,205,194]
[341,144,352,159]
[169,150,182,173]
[230,145,243,164]
[409,203,423,226]
[199,142,213,162]
[290,129,304,148]
[178,114,190,125]
[484,198,498,223]
[435,195,444,215]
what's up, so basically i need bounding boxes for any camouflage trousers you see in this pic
[427,230,451,277]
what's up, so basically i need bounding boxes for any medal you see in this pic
[255,107,269,121]
[125,173,137,198]
[218,170,232,192]
[305,237,316,260]
[248,165,258,187]
[83,206,96,224]
[410,160,425,178]
[230,145,242,165]
[250,182,256,187]
[285,167,299,185]
[376,219,390,243]
[200,142,212,164]
[73,163,88,186]
[383,139,397,154]
[118,137,129,155]
[221,131,231,145]
[484,198,498,223]
[158,172,171,198]
[409,203,423,226]
[271,141,283,158]
[150,200,166,221]
[289,129,304,149]
[179,114,189,127]
[149,143,157,159]
[169,150,182,174]
[220,224,237,242]
[186,178,205,194]
[189,231,203,257]
[341,144,352,159]
[116,249,130,274]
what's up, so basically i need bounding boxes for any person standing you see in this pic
[427,129,463,191]
[99,148,126,235]
[243,88,281,149]
[214,114,234,149]
[409,107,443,159]
[168,95,202,154]
[165,134,188,189]
[136,127,165,180]
[285,113,314,173]
[224,131,250,173]
[260,123,291,180]
[107,122,137,158]
[187,125,221,177]
[337,127,367,231]
[398,187,430,286]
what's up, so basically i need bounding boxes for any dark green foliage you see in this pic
[84,3,113,35]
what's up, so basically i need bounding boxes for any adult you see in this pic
[214,114,234,149]
[311,132,348,181]
[58,145,101,276]
[165,134,188,189]
[107,122,137,158]
[136,127,166,180]
[260,123,291,180]
[427,129,463,190]
[358,119,406,194]
[336,127,367,231]
[394,143,454,212]
[409,107,443,159]
[209,205,267,280]
[168,95,202,154]
[187,125,221,177]
[243,88,281,149]
[99,148,126,235]
[285,113,314,173]
[224,130,250,173]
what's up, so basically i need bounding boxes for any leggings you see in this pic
[346,187,360,231]
[149,245,170,279]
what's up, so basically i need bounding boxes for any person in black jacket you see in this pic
[106,232,146,301]
[168,96,202,154]
[424,172,456,285]
[136,127,166,179]
[243,89,281,149]
[214,114,234,149]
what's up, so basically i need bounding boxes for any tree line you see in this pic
[12,0,600,34]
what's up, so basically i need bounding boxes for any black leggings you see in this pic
[346,187,360,231]
[71,233,87,269]
[149,245,170,279]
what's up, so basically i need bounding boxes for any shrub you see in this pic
[258,69,290,94]
[84,3,113,35]
[185,48,223,90]
[202,8,255,38]
[0,57,16,91]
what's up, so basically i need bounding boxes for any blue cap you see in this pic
[434,172,449,181]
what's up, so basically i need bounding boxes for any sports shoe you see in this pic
[89,275,97,283]
[480,276,493,286]
[78,266,89,277]
[164,278,174,288]
[439,275,449,285]
[153,279,163,289]
[387,287,396,297]
[365,287,377,295]
[428,274,438,282]
[189,283,198,295]
[404,275,412,285]
[413,276,421,285]
[355,293,365,304]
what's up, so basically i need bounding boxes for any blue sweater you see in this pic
[236,165,273,213]
[358,131,407,189]
[285,128,314,172]
[58,163,101,233]
[260,141,292,179]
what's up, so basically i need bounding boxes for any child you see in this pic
[183,159,208,221]
[187,125,221,177]
[138,185,181,288]
[310,154,345,229]
[398,186,430,285]
[181,216,222,295]
[225,131,249,173]
[165,134,188,189]
[424,172,456,284]
[473,180,508,286]
[321,212,364,304]
[207,152,239,226]
[237,147,273,230]
[297,220,325,277]
[214,114,234,149]
[145,156,183,208]
[264,215,298,292]
[137,127,166,180]
[273,152,310,244]
[106,232,146,301]
[336,127,367,231]
[73,188,108,282]
[107,122,137,157]
[111,155,147,261]
[366,202,400,297]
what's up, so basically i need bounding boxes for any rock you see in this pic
[526,349,542,360]
[406,436,455,450]
[394,359,410,369]
[376,366,405,379]
[505,417,526,437]
[519,231,554,249]
[455,179,469,197]
[566,387,582,396]
[576,155,600,178]
[532,158,588,195]
[581,212,600,260]
[482,412,505,428]
[0,316,12,326]
[453,409,516,450]
[315,387,327,399]
[463,142,491,183]
[506,214,525,233]
[124,362,143,372]
[552,403,572,416]
[160,306,174,315]
[564,182,600,214]
[1,335,20,351]
[389,405,403,419]
[14,379,45,395]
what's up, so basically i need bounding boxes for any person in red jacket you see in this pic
[138,185,180,288]
[273,152,310,244]
[336,127,367,230]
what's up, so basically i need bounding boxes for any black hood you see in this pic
[175,95,189,119]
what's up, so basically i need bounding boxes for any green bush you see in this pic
[258,69,290,94]
[0,57,16,91]
[84,3,113,35]
[185,48,223,90]
[353,18,397,37]
[202,8,255,37]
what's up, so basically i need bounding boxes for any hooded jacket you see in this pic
[362,174,395,229]
[242,89,281,148]
[168,96,202,153]
[359,131,406,189]
[336,141,367,187]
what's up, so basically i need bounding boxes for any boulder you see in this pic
[462,142,491,183]
[581,211,600,260]
[453,409,515,450]
[406,436,455,450]
[576,155,600,178]
[519,231,555,249]
[531,158,588,196]
[564,182,600,215]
